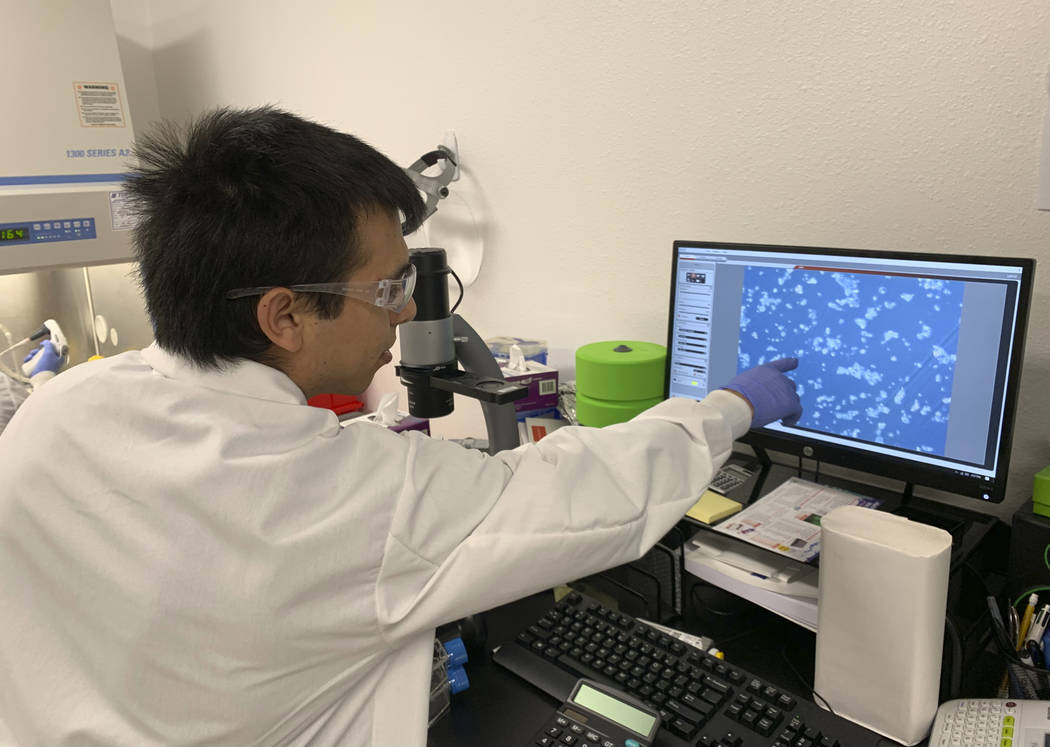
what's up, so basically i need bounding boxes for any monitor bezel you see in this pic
[665,239,1035,504]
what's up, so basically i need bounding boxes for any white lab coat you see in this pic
[1,368,56,435]
[0,343,750,746]
[0,373,29,434]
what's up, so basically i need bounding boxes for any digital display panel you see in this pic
[665,241,1033,503]
[0,227,29,242]
[572,682,657,736]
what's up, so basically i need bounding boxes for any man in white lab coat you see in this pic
[0,107,802,746]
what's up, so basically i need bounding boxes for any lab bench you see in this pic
[425,507,1010,747]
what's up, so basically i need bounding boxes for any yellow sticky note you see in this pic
[686,490,743,524]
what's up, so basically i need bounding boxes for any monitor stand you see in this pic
[893,484,998,572]
[892,501,968,546]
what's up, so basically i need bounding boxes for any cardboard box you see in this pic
[500,361,558,412]
[523,415,565,444]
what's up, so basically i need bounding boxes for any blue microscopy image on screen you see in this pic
[737,267,963,455]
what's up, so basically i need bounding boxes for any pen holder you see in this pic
[1002,657,1050,699]
[994,636,1050,699]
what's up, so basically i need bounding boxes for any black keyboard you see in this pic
[493,591,887,747]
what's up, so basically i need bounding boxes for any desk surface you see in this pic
[425,586,881,746]
[426,593,559,745]
[426,457,1008,745]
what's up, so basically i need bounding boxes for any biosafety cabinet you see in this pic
[0,0,152,363]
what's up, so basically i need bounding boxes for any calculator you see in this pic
[528,678,660,747]
[708,461,755,495]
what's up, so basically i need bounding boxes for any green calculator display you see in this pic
[530,678,661,747]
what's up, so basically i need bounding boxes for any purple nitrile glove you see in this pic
[722,357,803,428]
[23,340,63,376]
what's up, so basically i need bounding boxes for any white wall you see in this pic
[110,0,162,130]
[121,0,1050,517]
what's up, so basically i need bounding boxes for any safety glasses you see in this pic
[226,264,416,313]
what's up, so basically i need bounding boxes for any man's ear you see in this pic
[255,288,309,353]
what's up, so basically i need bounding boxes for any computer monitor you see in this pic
[665,240,1034,504]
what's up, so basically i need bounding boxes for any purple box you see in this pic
[501,364,559,412]
[344,411,431,435]
[386,415,431,435]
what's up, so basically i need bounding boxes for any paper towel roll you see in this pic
[814,505,951,745]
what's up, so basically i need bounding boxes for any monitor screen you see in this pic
[665,241,1034,503]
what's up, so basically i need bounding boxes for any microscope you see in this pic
[397,148,532,657]
[396,144,528,455]
[396,247,526,454]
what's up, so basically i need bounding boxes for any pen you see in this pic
[1025,604,1050,647]
[1018,594,1039,650]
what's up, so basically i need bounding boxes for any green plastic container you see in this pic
[575,341,666,427]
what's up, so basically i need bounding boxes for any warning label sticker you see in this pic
[74,82,126,128]
[109,190,138,232]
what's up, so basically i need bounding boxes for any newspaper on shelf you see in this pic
[711,476,882,563]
